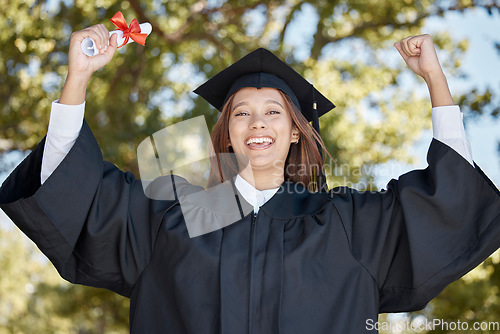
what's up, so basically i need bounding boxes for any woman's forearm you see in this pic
[424,71,454,108]
[59,73,91,105]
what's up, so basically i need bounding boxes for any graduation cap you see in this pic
[194,48,335,191]
[194,48,335,127]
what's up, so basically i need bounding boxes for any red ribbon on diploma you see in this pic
[110,11,148,48]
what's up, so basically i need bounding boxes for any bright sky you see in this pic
[436,10,500,185]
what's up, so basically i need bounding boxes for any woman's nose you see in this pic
[250,115,267,129]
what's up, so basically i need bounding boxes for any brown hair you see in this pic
[208,90,330,191]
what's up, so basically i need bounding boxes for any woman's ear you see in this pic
[291,127,300,144]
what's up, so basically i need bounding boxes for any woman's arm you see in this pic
[2,28,160,293]
[395,34,474,166]
[41,25,118,183]
[60,24,118,105]
[394,34,454,107]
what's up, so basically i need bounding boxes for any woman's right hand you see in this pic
[67,24,118,79]
[59,25,118,105]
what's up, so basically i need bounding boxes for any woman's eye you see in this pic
[267,110,280,115]
[234,111,248,116]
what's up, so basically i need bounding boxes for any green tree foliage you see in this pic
[419,251,500,334]
[0,223,129,333]
[1,0,499,332]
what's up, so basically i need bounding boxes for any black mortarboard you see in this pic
[194,48,334,191]
[193,48,335,123]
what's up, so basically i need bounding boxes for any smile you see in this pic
[245,137,274,145]
[245,136,275,149]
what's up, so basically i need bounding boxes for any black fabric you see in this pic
[226,72,301,111]
[1,123,500,333]
[193,48,335,122]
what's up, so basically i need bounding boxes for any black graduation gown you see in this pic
[1,121,500,334]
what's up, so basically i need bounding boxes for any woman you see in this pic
[1,25,499,333]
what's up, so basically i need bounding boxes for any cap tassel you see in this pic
[312,86,327,192]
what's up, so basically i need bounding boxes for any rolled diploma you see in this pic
[80,22,152,57]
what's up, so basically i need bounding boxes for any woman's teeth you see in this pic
[246,137,274,145]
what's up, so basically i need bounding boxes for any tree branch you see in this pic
[128,0,203,44]
[309,2,500,60]
[279,1,306,47]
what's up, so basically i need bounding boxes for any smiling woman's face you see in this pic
[228,87,299,174]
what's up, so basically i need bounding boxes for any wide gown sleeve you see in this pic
[0,122,173,297]
[331,138,500,313]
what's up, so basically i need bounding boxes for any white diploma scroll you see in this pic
[80,22,152,57]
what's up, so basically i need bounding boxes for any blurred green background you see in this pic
[1,0,499,333]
